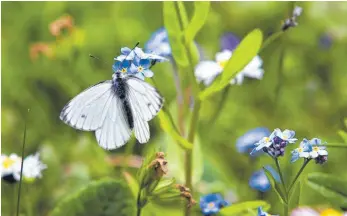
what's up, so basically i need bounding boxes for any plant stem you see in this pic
[288,159,310,193]
[274,158,286,193]
[137,208,142,216]
[136,190,142,216]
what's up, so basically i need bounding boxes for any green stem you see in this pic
[325,144,347,148]
[136,190,142,216]
[136,208,142,216]
[284,204,289,216]
[288,159,310,193]
[274,158,286,193]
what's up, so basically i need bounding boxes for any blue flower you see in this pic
[145,28,172,58]
[250,128,298,158]
[249,166,280,192]
[236,127,270,154]
[291,138,328,164]
[200,193,229,215]
[291,139,312,163]
[112,60,131,73]
[115,47,167,62]
[257,206,278,216]
[220,32,240,51]
[129,58,154,80]
[282,6,303,31]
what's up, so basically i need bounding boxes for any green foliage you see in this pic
[199,29,263,100]
[307,172,347,208]
[50,178,135,216]
[289,181,301,211]
[184,2,211,43]
[219,200,270,216]
[263,167,287,204]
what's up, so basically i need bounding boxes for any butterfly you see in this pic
[60,50,164,150]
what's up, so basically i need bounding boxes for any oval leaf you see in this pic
[163,1,189,67]
[50,178,135,216]
[199,29,263,101]
[184,2,211,43]
[219,200,270,216]
[307,172,347,208]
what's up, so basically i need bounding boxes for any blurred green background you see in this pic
[2,1,347,216]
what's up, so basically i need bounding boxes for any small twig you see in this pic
[16,109,30,216]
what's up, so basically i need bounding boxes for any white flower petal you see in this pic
[215,50,232,62]
[194,61,222,86]
[310,151,319,158]
[318,149,328,156]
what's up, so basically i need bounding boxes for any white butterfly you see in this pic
[60,70,164,150]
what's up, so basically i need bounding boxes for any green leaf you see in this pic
[263,167,287,204]
[344,118,347,128]
[50,178,135,216]
[184,2,210,43]
[158,111,193,150]
[307,172,347,207]
[199,29,263,101]
[163,1,189,67]
[152,178,176,196]
[219,200,270,216]
[289,181,301,211]
[338,130,347,143]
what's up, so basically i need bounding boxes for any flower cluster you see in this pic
[199,193,229,215]
[250,128,297,158]
[113,46,168,80]
[195,32,264,86]
[291,138,328,164]
[1,153,47,184]
[144,28,172,58]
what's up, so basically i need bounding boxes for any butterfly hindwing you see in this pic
[60,81,113,131]
[125,76,164,143]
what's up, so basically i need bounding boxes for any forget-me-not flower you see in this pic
[145,28,172,58]
[195,32,264,86]
[200,193,229,215]
[113,46,168,80]
[236,127,270,154]
[291,138,328,164]
[251,128,297,158]
[249,166,280,192]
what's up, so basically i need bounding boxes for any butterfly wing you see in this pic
[60,81,114,131]
[95,94,132,150]
[125,76,164,143]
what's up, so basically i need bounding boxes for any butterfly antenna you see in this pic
[89,54,109,66]
[118,42,140,70]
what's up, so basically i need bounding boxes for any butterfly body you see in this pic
[60,71,164,150]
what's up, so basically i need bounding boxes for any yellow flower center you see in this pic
[207,202,215,209]
[298,147,303,153]
[313,146,319,152]
[138,66,144,72]
[2,157,15,169]
[218,61,227,68]
[320,208,342,216]
[121,68,127,73]
[264,137,270,142]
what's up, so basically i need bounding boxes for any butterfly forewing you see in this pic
[60,81,113,131]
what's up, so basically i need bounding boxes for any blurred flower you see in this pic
[236,127,270,154]
[1,153,21,184]
[320,208,344,216]
[116,47,167,62]
[282,6,303,31]
[148,152,168,178]
[250,128,297,158]
[29,43,54,61]
[13,153,47,183]
[249,166,279,192]
[319,33,333,49]
[145,28,172,58]
[220,32,240,51]
[49,15,74,37]
[258,206,278,216]
[200,193,229,215]
[291,207,319,216]
[195,32,264,86]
